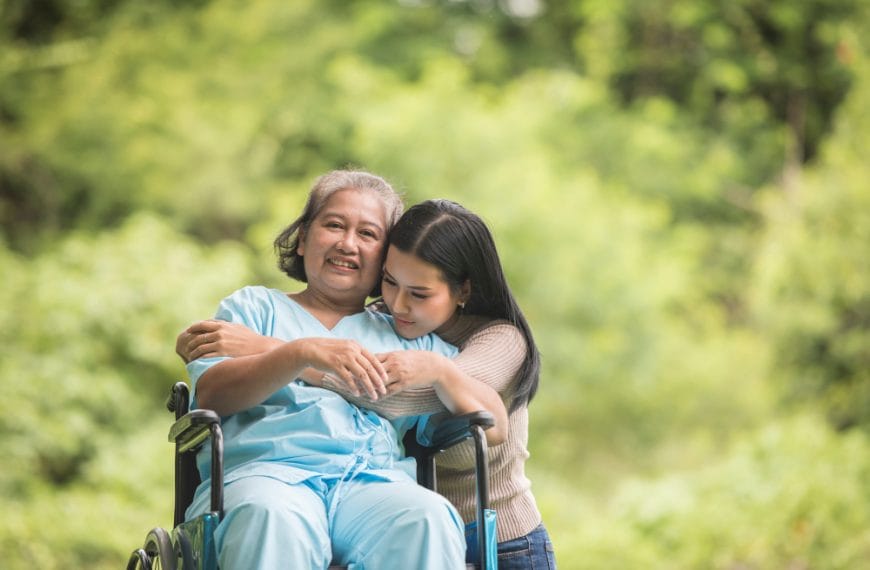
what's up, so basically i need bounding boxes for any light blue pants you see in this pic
[191,475,466,569]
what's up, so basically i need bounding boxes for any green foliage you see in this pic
[0,1,868,568]
[536,414,870,569]
[505,0,858,163]
[0,214,251,567]
[751,51,870,430]
[1,0,361,249]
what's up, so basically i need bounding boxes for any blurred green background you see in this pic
[1,0,869,568]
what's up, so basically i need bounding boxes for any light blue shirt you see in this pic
[186,286,458,491]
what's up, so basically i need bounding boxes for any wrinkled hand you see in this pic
[377,350,445,395]
[175,320,280,363]
[296,338,388,400]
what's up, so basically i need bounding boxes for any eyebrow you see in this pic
[320,211,385,232]
[383,268,432,291]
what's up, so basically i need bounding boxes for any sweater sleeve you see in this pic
[320,322,527,419]
[452,322,527,403]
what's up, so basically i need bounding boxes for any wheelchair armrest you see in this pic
[168,407,225,522]
[419,410,495,451]
[168,409,222,453]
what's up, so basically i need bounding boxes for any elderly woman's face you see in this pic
[297,188,389,305]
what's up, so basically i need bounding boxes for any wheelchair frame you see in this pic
[126,381,495,570]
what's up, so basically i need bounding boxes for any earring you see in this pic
[458,301,466,311]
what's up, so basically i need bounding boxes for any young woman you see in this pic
[178,199,557,568]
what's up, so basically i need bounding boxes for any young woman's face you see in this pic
[297,188,388,305]
[381,245,468,339]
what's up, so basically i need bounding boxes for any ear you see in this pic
[459,279,471,304]
[296,228,305,256]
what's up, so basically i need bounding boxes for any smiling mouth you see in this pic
[328,258,358,270]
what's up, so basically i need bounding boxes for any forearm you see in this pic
[177,319,284,363]
[195,342,307,416]
[432,359,508,445]
[320,375,446,419]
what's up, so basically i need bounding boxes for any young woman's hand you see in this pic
[376,350,447,394]
[377,349,508,445]
[176,320,282,363]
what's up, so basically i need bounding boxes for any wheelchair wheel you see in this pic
[173,528,195,570]
[143,527,177,570]
[126,548,150,570]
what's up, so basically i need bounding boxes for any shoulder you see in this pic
[215,286,284,327]
[450,319,528,396]
[221,285,294,307]
[219,285,267,304]
[464,320,526,352]
[227,285,282,301]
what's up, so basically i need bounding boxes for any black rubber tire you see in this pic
[143,527,177,570]
[126,548,151,570]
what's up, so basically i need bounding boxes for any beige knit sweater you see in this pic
[326,314,542,543]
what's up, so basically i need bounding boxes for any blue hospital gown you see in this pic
[185,286,466,569]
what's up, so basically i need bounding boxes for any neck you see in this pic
[290,288,366,329]
[435,313,492,346]
[435,310,463,337]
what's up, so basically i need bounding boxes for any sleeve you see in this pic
[327,322,528,420]
[451,323,526,403]
[323,378,443,420]
[185,286,272,407]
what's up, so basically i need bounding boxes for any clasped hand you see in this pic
[315,348,444,401]
[177,319,441,401]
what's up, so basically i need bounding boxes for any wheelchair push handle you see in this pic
[420,410,495,450]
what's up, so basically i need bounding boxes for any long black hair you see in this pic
[388,199,541,410]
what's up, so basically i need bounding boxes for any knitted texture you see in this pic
[324,315,542,542]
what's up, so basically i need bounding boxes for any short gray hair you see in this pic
[274,169,404,284]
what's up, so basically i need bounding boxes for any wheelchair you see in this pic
[126,381,496,570]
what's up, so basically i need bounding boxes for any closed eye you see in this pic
[382,275,428,299]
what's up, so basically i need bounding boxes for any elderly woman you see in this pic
[185,170,506,569]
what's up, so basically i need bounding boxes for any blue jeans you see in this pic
[496,523,557,569]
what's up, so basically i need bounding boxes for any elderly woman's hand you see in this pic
[295,338,389,400]
[176,320,282,363]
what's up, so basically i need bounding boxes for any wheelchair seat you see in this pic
[126,382,496,570]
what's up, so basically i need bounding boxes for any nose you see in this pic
[392,290,410,315]
[337,232,357,253]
